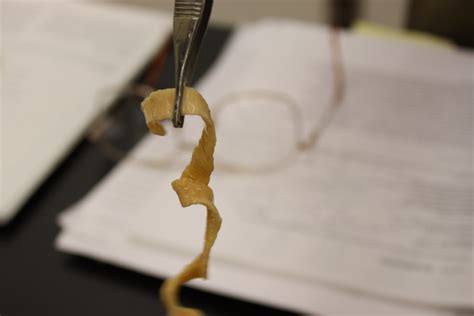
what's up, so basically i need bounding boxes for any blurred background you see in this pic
[1,1,473,316]
[108,0,473,47]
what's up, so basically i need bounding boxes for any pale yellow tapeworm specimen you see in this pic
[141,88,222,316]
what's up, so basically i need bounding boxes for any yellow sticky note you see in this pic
[353,20,454,49]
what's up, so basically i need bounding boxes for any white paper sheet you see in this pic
[1,1,171,223]
[56,20,473,315]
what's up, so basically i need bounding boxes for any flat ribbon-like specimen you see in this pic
[141,88,222,316]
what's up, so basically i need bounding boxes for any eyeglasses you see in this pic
[88,29,345,174]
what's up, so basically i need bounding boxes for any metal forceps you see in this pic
[172,0,213,127]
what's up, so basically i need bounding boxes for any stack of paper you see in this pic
[56,20,473,315]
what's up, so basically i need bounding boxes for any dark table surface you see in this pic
[0,28,299,316]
